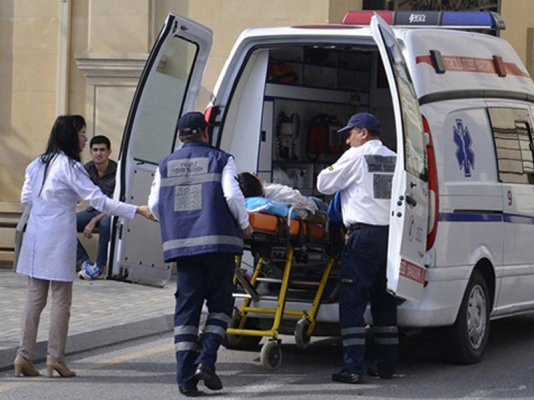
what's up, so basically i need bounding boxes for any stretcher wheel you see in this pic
[224,313,262,350]
[260,340,282,371]
[294,317,311,349]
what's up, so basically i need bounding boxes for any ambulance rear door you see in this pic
[108,13,212,287]
[370,15,428,301]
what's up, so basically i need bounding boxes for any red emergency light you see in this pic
[343,10,393,25]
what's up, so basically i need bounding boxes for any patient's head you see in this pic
[237,172,264,198]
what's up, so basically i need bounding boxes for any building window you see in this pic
[394,0,499,11]
[363,0,501,35]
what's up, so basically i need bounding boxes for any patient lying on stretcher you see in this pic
[236,172,327,224]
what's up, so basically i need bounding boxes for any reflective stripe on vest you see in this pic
[163,235,244,252]
[160,172,222,187]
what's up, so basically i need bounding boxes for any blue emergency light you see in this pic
[342,10,505,30]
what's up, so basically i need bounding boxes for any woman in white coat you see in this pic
[14,115,154,378]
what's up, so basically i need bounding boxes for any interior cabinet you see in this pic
[267,47,372,93]
[259,46,378,198]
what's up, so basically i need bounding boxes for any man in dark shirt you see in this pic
[77,135,117,280]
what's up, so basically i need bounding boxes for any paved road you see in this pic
[1,314,534,399]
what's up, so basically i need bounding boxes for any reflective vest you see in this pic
[158,141,243,261]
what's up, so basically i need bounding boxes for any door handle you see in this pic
[405,195,417,207]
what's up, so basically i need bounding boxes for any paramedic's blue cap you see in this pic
[178,112,208,137]
[338,112,381,134]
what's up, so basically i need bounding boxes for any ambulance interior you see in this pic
[217,42,397,200]
[216,42,399,322]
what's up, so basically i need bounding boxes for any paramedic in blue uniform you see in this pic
[317,112,398,384]
[148,111,253,397]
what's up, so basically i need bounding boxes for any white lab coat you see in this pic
[17,153,137,282]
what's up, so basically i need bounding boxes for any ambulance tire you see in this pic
[443,270,490,365]
[260,340,282,371]
[223,313,262,351]
[294,317,311,349]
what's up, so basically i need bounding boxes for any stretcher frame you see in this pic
[226,208,338,371]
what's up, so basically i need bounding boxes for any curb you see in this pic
[0,314,174,373]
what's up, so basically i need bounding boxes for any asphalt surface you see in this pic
[0,266,176,372]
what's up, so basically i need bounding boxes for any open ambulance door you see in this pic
[370,15,428,301]
[108,13,212,287]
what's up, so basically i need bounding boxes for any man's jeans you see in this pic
[76,209,111,268]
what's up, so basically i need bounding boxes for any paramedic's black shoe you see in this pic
[179,386,200,397]
[331,370,363,384]
[194,364,223,391]
[366,367,396,379]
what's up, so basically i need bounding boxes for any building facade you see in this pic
[0,0,533,259]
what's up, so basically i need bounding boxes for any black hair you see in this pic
[367,129,381,137]
[38,114,85,196]
[179,132,203,143]
[90,135,111,150]
[355,126,380,138]
[41,115,86,164]
[236,172,263,198]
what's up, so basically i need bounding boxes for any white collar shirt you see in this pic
[317,140,396,227]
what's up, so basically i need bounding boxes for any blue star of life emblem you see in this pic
[453,119,475,177]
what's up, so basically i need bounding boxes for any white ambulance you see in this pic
[108,10,534,364]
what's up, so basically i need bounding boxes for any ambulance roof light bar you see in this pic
[342,10,505,30]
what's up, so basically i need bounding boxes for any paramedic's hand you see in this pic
[136,205,158,222]
[242,224,253,239]
[83,220,95,239]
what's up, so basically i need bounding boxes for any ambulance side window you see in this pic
[489,108,534,184]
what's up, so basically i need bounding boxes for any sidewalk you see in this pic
[0,266,176,372]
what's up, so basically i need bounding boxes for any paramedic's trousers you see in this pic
[339,224,399,376]
[173,252,234,390]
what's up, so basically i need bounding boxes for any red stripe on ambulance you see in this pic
[416,54,530,77]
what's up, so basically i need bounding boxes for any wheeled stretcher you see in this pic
[225,209,342,371]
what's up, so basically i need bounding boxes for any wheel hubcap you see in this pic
[466,284,487,349]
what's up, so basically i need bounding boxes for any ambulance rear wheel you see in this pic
[443,270,490,364]
[294,318,311,349]
[223,314,262,350]
[260,340,282,371]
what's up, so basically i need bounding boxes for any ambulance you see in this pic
[108,10,534,364]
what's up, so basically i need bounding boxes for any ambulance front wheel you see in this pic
[260,340,282,371]
[443,270,490,364]
[294,317,311,349]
